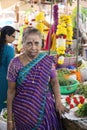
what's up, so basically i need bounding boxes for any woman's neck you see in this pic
[24,53,38,62]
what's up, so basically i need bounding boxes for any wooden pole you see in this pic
[14,5,19,23]
[76,0,80,69]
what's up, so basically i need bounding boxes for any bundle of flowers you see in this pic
[65,95,85,109]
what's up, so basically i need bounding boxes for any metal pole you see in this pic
[76,0,80,70]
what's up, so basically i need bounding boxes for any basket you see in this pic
[60,79,79,95]
[62,118,86,130]
[57,56,77,68]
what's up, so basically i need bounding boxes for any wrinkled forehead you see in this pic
[23,33,42,43]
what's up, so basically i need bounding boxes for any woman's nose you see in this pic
[31,43,36,49]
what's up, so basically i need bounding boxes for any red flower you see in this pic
[73,96,77,100]
[79,96,85,104]
[73,97,79,105]
[66,96,71,104]
[70,104,74,109]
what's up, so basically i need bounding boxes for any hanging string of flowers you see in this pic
[35,11,51,36]
[35,12,45,34]
[51,4,59,51]
[56,14,73,45]
[66,15,73,45]
[53,4,59,33]
[56,14,73,64]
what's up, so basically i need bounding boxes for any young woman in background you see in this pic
[0,25,16,112]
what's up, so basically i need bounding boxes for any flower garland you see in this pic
[56,14,73,64]
[66,15,73,45]
[35,12,45,34]
[50,4,59,52]
[56,14,73,45]
[53,4,59,33]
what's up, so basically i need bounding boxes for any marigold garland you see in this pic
[55,14,73,64]
[56,14,73,45]
[35,12,45,34]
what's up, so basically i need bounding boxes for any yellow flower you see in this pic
[56,14,73,45]
[35,12,45,34]
[58,56,64,64]
[61,51,65,54]
[77,103,83,109]
[36,12,44,22]
[36,23,44,34]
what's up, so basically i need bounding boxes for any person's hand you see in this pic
[7,121,15,130]
[55,102,69,118]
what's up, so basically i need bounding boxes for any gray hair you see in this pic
[22,27,42,43]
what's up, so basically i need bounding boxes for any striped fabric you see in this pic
[12,53,62,130]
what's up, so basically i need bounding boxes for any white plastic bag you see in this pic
[80,68,87,81]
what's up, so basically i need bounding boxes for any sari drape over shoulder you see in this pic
[8,53,62,130]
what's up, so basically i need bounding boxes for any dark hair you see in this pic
[22,27,42,43]
[0,26,15,65]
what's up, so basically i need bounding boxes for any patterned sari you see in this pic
[9,53,62,130]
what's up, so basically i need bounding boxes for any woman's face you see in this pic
[23,34,42,57]
[6,32,16,43]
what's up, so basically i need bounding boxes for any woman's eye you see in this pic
[26,42,32,46]
[35,42,39,45]
[26,41,40,46]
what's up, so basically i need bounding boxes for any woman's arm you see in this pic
[50,70,69,117]
[50,76,61,104]
[50,64,61,103]
[7,81,16,130]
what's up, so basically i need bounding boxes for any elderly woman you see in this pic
[0,26,16,112]
[7,27,68,130]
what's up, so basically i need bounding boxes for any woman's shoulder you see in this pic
[41,52,53,58]
[46,54,56,63]
[46,53,54,59]
[10,54,23,67]
[9,56,19,65]
[4,44,14,52]
[5,44,14,49]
